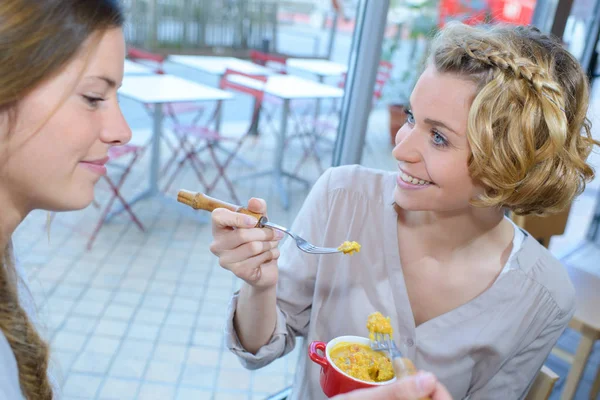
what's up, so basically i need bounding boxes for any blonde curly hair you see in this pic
[431,22,599,215]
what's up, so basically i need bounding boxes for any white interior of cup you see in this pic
[325,335,397,386]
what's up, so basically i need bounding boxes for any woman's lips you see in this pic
[79,156,109,175]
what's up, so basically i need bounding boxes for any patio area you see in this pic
[10,3,600,398]
[13,87,600,398]
[15,101,400,399]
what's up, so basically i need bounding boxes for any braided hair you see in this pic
[430,22,599,215]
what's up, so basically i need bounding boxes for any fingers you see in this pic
[332,372,443,400]
[208,197,282,288]
[210,216,283,255]
[247,197,267,214]
[231,248,281,284]
[431,380,453,400]
[211,208,258,232]
[219,241,280,266]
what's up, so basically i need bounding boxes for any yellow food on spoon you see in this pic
[337,241,361,255]
[366,312,393,341]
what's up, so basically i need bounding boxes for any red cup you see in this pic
[308,335,396,397]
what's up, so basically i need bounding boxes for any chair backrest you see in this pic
[372,60,394,103]
[524,365,559,400]
[220,68,267,101]
[127,47,166,74]
[249,50,288,74]
[337,60,394,106]
[220,68,268,134]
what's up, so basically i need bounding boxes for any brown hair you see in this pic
[431,22,599,215]
[0,1,124,398]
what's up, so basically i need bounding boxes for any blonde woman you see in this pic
[0,1,130,398]
[210,22,600,399]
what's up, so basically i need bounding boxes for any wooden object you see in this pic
[552,265,600,400]
[510,206,571,248]
[177,190,262,223]
[525,366,560,400]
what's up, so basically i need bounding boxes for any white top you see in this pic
[287,58,348,77]
[225,165,575,400]
[500,216,526,276]
[123,59,154,75]
[169,55,274,76]
[118,74,234,104]
[226,74,344,100]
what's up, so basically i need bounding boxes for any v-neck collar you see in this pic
[381,175,534,355]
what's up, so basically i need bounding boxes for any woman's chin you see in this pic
[393,187,429,211]
[44,191,95,212]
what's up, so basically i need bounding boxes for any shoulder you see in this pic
[0,330,25,399]
[317,165,395,202]
[514,235,576,317]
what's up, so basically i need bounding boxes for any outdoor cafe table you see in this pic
[287,58,348,83]
[225,74,344,209]
[124,59,154,75]
[116,74,233,217]
[287,58,348,121]
[169,55,274,79]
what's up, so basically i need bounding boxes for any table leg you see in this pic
[149,102,164,194]
[274,99,290,209]
[314,75,324,124]
[215,99,223,133]
[560,334,595,400]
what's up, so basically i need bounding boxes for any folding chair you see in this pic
[249,50,288,74]
[250,50,327,166]
[247,50,292,135]
[162,68,268,204]
[289,60,394,175]
[87,144,146,249]
[126,47,208,177]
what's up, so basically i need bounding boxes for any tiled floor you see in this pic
[12,72,600,399]
[16,118,317,399]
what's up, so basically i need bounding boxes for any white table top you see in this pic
[287,58,348,77]
[124,59,154,75]
[119,74,234,104]
[227,74,344,100]
[169,55,274,76]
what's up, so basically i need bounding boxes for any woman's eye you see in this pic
[83,95,105,108]
[404,109,415,125]
[432,131,448,147]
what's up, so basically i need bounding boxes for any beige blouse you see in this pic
[226,165,575,400]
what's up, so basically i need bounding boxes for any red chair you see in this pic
[248,50,292,133]
[162,68,268,204]
[371,60,393,106]
[87,144,146,249]
[127,47,166,73]
[249,50,288,74]
[290,60,394,175]
[333,60,393,106]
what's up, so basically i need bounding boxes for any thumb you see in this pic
[247,197,267,215]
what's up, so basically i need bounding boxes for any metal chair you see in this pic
[162,68,268,204]
[87,144,146,249]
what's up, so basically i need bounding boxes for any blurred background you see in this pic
[14,0,600,399]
